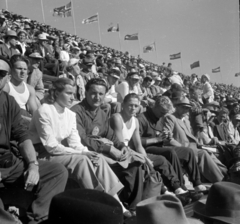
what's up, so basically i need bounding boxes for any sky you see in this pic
[1,0,239,85]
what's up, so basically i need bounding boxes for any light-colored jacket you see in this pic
[202,81,214,102]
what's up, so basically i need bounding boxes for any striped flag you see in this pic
[143,43,155,53]
[124,33,138,40]
[82,14,98,24]
[170,52,181,60]
[190,61,200,69]
[108,24,119,32]
[212,67,220,73]
[53,2,72,17]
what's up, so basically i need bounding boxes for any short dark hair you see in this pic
[123,93,139,104]
[85,78,108,92]
[10,54,29,67]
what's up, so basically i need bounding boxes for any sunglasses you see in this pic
[0,70,9,78]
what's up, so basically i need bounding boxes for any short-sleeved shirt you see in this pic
[71,99,125,152]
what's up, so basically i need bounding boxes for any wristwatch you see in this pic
[28,160,39,167]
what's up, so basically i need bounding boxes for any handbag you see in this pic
[142,160,162,200]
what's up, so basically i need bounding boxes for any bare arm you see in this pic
[132,119,147,156]
[109,114,125,143]
[27,85,38,114]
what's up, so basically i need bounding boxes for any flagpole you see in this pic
[138,33,141,57]
[220,71,223,83]
[118,29,122,51]
[40,0,46,23]
[5,0,8,10]
[180,52,184,74]
[154,41,159,63]
[97,13,102,44]
[70,0,77,35]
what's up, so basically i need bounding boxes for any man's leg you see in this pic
[197,150,225,183]
[172,146,202,187]
[110,162,143,211]
[27,160,68,222]
[3,159,68,223]
[146,146,185,188]
[147,153,182,191]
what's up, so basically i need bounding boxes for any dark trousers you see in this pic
[147,153,181,191]
[146,146,201,188]
[2,159,68,223]
[110,162,143,211]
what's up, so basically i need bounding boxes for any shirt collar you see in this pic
[81,99,99,119]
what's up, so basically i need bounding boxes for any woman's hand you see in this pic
[82,151,100,166]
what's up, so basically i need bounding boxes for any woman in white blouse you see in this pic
[29,78,130,215]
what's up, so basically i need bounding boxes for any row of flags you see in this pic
[52,2,237,76]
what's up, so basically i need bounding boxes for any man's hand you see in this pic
[120,147,131,161]
[82,151,100,166]
[24,164,39,190]
[109,146,123,161]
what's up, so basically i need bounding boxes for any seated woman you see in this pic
[28,78,130,217]
[3,54,38,124]
[110,93,191,196]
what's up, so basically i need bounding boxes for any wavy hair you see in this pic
[155,95,175,114]
[47,78,75,104]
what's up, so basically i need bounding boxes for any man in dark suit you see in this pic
[0,30,19,59]
[162,96,228,183]
[33,33,59,76]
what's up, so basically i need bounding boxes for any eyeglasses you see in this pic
[0,70,9,78]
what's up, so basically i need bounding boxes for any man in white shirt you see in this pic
[201,74,214,103]
[59,43,70,63]
[101,67,121,115]
[169,71,184,87]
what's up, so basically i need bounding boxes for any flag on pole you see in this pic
[235,72,240,77]
[53,2,72,17]
[143,43,155,53]
[108,24,119,32]
[190,61,200,69]
[170,52,181,60]
[82,14,98,24]
[124,33,138,40]
[212,67,220,73]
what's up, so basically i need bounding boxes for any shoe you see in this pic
[123,211,133,219]
[188,191,204,201]
[176,194,192,206]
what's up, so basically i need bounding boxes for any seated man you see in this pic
[0,30,19,59]
[33,34,59,77]
[71,78,143,212]
[137,95,206,192]
[0,56,68,223]
[228,114,240,145]
[162,96,228,183]
[27,52,45,106]
[101,67,121,116]
[208,107,237,167]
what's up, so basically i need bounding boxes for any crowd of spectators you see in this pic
[1,8,240,224]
